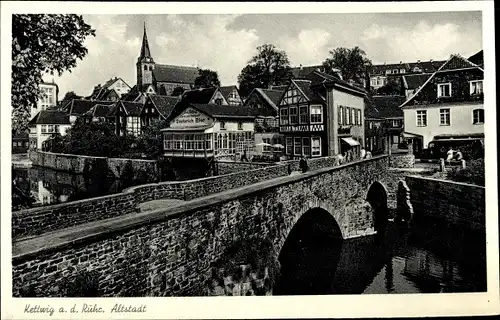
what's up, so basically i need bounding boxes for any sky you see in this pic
[47,12,483,98]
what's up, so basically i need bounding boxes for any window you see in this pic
[400,69,406,74]
[48,125,54,133]
[386,70,392,75]
[346,107,351,125]
[144,65,147,71]
[437,83,451,98]
[416,110,427,127]
[220,121,226,130]
[237,122,243,130]
[294,137,302,156]
[393,69,398,74]
[439,109,450,126]
[310,105,323,124]
[302,137,311,156]
[128,117,140,135]
[473,109,484,124]
[289,107,298,124]
[215,98,223,105]
[262,138,272,152]
[338,106,343,125]
[470,80,483,95]
[41,125,47,133]
[392,119,402,127]
[280,108,289,125]
[311,137,321,157]
[299,106,308,124]
[369,121,373,129]
[286,137,293,155]
[351,108,356,125]
[357,109,362,126]
[371,79,377,86]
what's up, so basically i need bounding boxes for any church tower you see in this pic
[136,23,155,88]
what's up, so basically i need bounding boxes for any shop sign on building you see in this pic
[170,107,214,128]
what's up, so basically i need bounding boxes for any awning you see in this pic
[403,132,423,138]
[161,125,214,132]
[341,137,360,147]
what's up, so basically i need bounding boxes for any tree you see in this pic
[322,47,372,86]
[136,119,167,159]
[47,119,135,157]
[237,44,291,97]
[171,86,186,96]
[194,69,221,89]
[376,78,403,96]
[12,14,95,134]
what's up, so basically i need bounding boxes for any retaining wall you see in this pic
[404,175,485,231]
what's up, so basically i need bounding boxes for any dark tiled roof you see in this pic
[258,89,285,109]
[293,79,326,104]
[290,65,324,78]
[64,99,114,116]
[365,95,406,118]
[149,95,181,118]
[370,60,446,75]
[403,73,432,90]
[153,64,199,84]
[29,110,70,125]
[190,103,259,119]
[120,101,143,116]
[438,54,480,71]
[310,70,367,96]
[181,87,217,104]
[219,86,240,101]
[85,104,115,118]
[468,50,483,67]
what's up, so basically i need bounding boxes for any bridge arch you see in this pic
[274,207,344,295]
[366,181,389,233]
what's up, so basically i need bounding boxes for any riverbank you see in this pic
[12,153,32,169]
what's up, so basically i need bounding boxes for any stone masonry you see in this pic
[13,156,390,297]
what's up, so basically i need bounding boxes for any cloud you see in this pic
[278,28,331,66]
[49,14,259,97]
[360,21,474,63]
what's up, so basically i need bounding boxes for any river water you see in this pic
[275,218,486,295]
[12,166,155,210]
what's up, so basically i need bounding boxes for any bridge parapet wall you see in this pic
[12,156,389,297]
[12,155,347,239]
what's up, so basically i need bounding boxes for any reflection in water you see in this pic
[275,213,486,295]
[12,166,156,210]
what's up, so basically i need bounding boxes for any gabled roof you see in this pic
[310,70,367,97]
[370,60,446,75]
[255,88,285,111]
[468,50,483,67]
[291,79,326,104]
[365,95,406,118]
[219,86,241,101]
[84,104,115,118]
[402,73,432,90]
[148,95,181,119]
[189,103,259,119]
[63,99,114,116]
[181,87,218,104]
[153,64,199,84]
[118,101,143,116]
[399,54,484,108]
[89,77,130,100]
[438,54,482,71]
[29,110,70,125]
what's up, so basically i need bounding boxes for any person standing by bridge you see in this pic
[360,147,366,159]
[299,156,309,173]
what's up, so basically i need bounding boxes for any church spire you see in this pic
[140,22,152,60]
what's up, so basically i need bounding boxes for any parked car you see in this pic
[423,138,484,160]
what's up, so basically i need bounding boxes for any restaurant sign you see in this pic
[170,107,214,128]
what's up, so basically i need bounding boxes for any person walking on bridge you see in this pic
[360,147,366,159]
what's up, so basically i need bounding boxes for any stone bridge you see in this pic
[13,155,393,297]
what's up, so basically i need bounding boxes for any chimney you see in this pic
[417,59,421,63]
[299,64,303,70]
[400,61,402,64]
[430,59,433,62]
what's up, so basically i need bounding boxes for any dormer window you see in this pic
[220,121,226,130]
[413,67,421,73]
[386,70,392,75]
[393,69,398,74]
[437,83,451,98]
[470,80,483,95]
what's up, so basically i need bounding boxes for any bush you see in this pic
[446,159,485,186]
